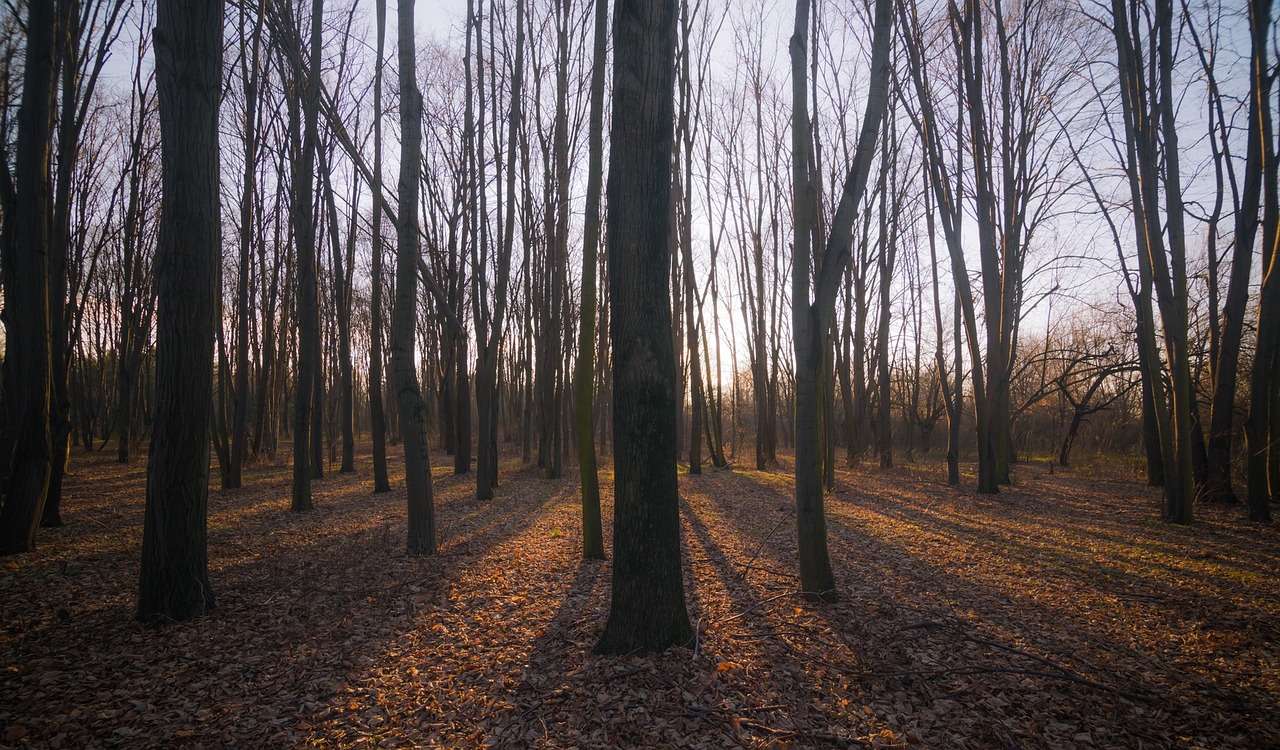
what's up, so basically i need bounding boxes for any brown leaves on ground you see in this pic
[1,448,1277,748]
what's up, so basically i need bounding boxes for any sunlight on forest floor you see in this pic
[1,448,1276,748]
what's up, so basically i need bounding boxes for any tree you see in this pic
[789,0,893,599]
[369,0,391,494]
[228,0,265,490]
[395,0,437,556]
[289,0,325,511]
[575,0,606,560]
[595,0,693,654]
[0,0,57,555]
[135,0,223,622]
[1110,0,1196,523]
[1243,0,1278,521]
[45,0,131,524]
[472,0,524,502]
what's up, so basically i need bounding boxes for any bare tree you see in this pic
[368,0,391,493]
[1243,0,1278,521]
[395,0,437,555]
[1110,0,1197,523]
[575,0,606,559]
[790,0,893,599]
[136,0,223,622]
[0,0,57,554]
[595,0,693,654]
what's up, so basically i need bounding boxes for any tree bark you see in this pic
[290,0,323,512]
[575,0,606,560]
[136,0,223,622]
[229,0,264,491]
[1202,0,1265,505]
[395,0,436,555]
[318,145,355,474]
[790,0,892,599]
[595,0,693,655]
[1243,0,1277,522]
[368,0,391,493]
[0,0,57,555]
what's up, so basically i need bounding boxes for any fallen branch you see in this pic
[717,591,814,625]
[740,512,793,576]
[738,719,876,748]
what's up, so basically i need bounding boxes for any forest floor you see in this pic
[1,446,1277,749]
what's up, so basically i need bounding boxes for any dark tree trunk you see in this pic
[575,0,605,559]
[135,0,223,622]
[291,0,323,511]
[1244,0,1277,522]
[1204,0,1269,506]
[0,0,57,555]
[1134,312,1165,486]
[395,0,436,555]
[319,146,355,474]
[45,0,81,528]
[229,0,264,491]
[595,0,693,655]
[368,0,391,493]
[790,0,892,599]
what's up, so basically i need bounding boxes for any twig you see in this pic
[685,703,788,715]
[85,516,139,569]
[717,591,812,624]
[740,563,797,579]
[738,719,875,748]
[740,512,793,576]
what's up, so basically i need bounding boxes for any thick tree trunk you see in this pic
[395,0,436,555]
[1134,308,1165,486]
[1269,365,1280,500]
[135,0,223,622]
[454,333,471,474]
[595,0,693,655]
[1203,0,1270,506]
[0,0,57,555]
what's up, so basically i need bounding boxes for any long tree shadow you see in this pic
[0,449,571,747]
[709,466,1280,748]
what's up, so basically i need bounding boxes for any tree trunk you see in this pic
[575,0,605,560]
[44,0,84,528]
[1243,0,1277,522]
[229,0,263,491]
[790,0,892,600]
[595,0,693,655]
[135,0,223,622]
[395,0,436,555]
[0,0,57,555]
[319,146,355,474]
[290,0,323,512]
[368,0,391,493]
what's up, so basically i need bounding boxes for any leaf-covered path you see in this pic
[2,449,1277,748]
